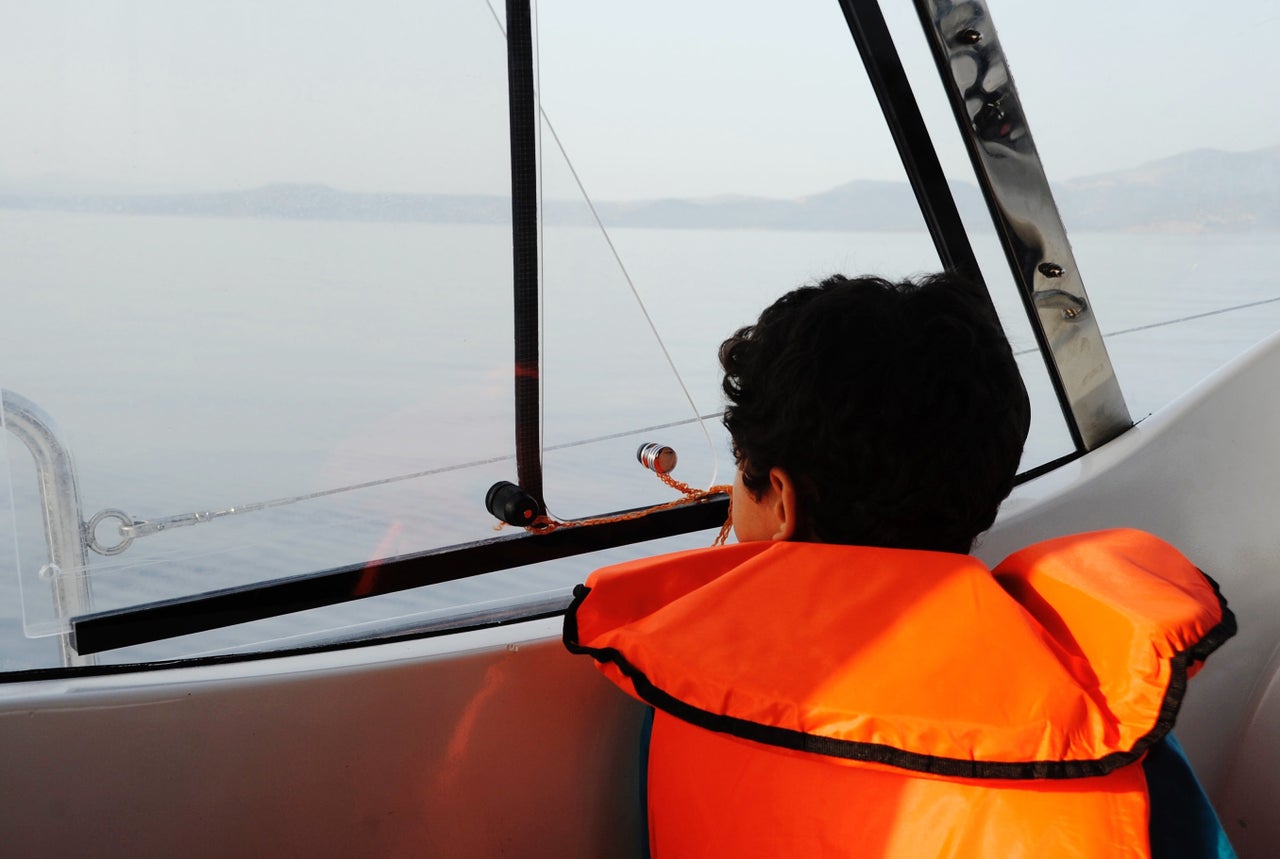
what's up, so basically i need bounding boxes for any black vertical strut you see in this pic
[506,0,543,507]
[836,0,987,300]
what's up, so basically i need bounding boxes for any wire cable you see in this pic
[1014,294,1280,356]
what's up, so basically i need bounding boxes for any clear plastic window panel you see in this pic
[537,0,1075,521]
[0,0,1088,671]
[0,1,519,668]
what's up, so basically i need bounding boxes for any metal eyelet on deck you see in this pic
[85,509,135,556]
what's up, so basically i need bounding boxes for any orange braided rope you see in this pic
[499,470,734,546]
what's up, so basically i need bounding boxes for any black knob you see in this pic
[485,481,542,526]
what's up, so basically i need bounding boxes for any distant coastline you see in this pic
[2,145,1277,233]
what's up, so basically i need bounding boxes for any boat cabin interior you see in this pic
[2,0,1278,855]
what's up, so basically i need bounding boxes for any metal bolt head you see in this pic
[1062,307,1080,320]
[958,29,982,45]
[1038,262,1066,278]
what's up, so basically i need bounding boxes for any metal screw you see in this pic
[1062,307,1080,320]
[958,29,982,45]
[1038,262,1065,278]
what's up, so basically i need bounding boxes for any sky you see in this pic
[1,0,1278,201]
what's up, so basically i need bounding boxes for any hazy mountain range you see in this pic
[3,145,1278,233]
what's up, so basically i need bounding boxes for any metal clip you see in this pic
[122,511,213,539]
[85,508,217,555]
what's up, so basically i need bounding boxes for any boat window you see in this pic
[0,1,521,669]
[970,1,1280,420]
[2,0,1085,672]
[535,0,942,519]
[535,0,1080,515]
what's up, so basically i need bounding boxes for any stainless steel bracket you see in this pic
[916,0,1132,449]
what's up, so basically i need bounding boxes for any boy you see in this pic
[565,273,1235,858]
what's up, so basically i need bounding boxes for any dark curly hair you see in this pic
[720,272,1030,554]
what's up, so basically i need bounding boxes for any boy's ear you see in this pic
[767,467,799,541]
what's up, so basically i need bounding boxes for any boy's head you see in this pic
[719,272,1030,554]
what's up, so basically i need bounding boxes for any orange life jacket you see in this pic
[564,529,1235,858]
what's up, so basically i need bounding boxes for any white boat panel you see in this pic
[0,620,647,857]
[1214,638,1280,858]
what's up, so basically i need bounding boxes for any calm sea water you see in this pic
[2,211,1278,671]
